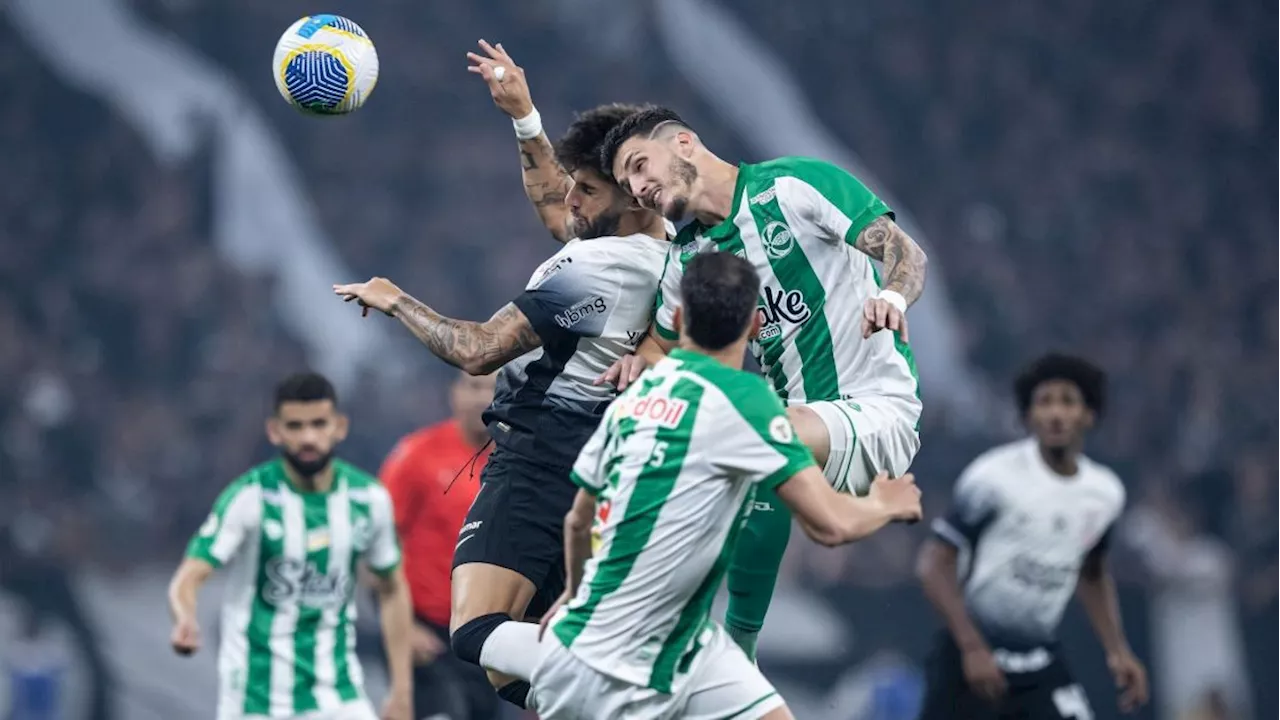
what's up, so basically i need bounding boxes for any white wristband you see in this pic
[513,108,543,141]
[877,289,907,314]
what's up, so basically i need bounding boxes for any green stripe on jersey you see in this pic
[291,493,331,713]
[554,378,706,660]
[746,187,841,401]
[337,487,371,702]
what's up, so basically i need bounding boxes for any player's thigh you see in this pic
[786,405,830,469]
[681,626,787,720]
[1012,659,1095,720]
[916,633,998,720]
[528,643,612,720]
[803,396,920,495]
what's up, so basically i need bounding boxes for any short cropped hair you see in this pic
[274,372,338,412]
[555,103,652,175]
[680,252,760,351]
[1014,354,1106,417]
[599,106,690,177]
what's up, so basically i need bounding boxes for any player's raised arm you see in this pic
[467,40,573,243]
[776,468,922,546]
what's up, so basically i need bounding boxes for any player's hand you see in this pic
[333,277,404,317]
[961,646,1007,703]
[410,622,445,665]
[538,590,571,641]
[867,471,923,523]
[595,353,648,390]
[860,296,908,342]
[379,690,413,720]
[466,39,534,120]
[170,617,201,656]
[1107,649,1149,713]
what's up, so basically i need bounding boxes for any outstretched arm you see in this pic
[467,40,573,243]
[391,296,541,376]
[854,215,928,306]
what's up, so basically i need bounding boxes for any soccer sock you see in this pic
[478,620,541,681]
[725,486,792,662]
[497,680,531,709]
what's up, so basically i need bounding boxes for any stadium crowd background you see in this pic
[0,0,1273,719]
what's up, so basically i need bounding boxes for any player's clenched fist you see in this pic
[333,277,405,317]
[171,616,201,656]
[466,39,534,120]
[867,471,923,523]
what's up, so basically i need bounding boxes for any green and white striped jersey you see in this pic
[185,458,400,718]
[653,157,920,408]
[552,348,815,693]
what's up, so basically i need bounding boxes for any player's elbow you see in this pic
[914,539,954,585]
[797,514,845,548]
[460,356,499,376]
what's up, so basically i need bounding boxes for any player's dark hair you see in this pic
[681,252,760,351]
[274,372,338,411]
[599,106,690,178]
[555,103,652,176]
[1014,353,1106,417]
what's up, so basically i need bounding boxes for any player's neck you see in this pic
[284,463,335,493]
[1037,443,1081,477]
[681,339,748,370]
[691,158,740,226]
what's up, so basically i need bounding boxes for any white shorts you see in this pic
[217,700,378,720]
[806,394,921,495]
[530,624,784,720]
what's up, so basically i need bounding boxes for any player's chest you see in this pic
[991,491,1112,556]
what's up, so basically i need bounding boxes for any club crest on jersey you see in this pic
[761,221,795,259]
[768,416,794,443]
[613,395,689,428]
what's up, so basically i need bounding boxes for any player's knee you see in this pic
[787,405,830,467]
[449,563,535,633]
[449,612,511,666]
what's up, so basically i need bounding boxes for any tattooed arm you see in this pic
[853,215,929,306]
[391,296,542,375]
[519,135,574,243]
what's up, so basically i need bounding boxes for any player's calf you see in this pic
[449,563,541,707]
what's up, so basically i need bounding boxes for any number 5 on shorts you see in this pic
[1052,684,1094,720]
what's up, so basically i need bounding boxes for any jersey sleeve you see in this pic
[653,232,696,341]
[776,159,892,246]
[714,379,816,489]
[570,417,611,496]
[513,241,622,343]
[932,460,1000,551]
[365,484,402,575]
[185,479,261,568]
[378,437,421,536]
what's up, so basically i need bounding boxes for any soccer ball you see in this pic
[273,15,379,115]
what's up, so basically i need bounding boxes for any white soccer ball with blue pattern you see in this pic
[273,15,378,115]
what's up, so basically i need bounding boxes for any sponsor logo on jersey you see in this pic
[768,416,794,444]
[590,499,612,554]
[306,528,331,552]
[532,255,573,286]
[750,187,777,206]
[612,395,689,428]
[756,286,812,339]
[554,296,608,329]
[263,558,352,609]
[761,221,796,259]
[625,330,646,346]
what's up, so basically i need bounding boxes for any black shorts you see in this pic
[451,445,578,618]
[917,633,1093,720]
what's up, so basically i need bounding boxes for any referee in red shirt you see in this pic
[380,371,499,720]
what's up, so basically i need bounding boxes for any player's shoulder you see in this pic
[223,459,282,495]
[746,156,851,187]
[546,234,666,277]
[335,459,383,491]
[958,439,1033,488]
[1078,454,1127,507]
[668,352,783,421]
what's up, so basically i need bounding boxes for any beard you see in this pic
[282,448,333,478]
[663,157,698,222]
[576,208,623,239]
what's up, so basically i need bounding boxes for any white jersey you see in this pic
[486,233,668,467]
[652,157,919,412]
[550,349,815,693]
[932,439,1125,648]
[186,459,401,717]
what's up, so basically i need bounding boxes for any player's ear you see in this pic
[333,412,350,443]
[748,312,762,340]
[265,416,282,447]
[1082,408,1096,431]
